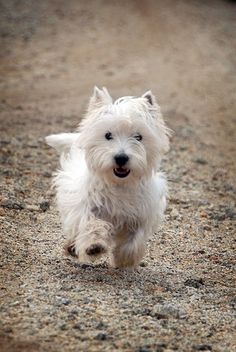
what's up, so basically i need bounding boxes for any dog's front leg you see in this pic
[111,228,147,269]
[66,218,114,262]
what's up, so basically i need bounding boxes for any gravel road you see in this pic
[0,1,235,351]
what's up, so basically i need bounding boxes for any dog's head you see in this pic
[46,87,170,185]
[79,87,170,184]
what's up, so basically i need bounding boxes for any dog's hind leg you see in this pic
[111,228,146,269]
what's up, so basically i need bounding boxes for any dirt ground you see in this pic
[0,1,236,351]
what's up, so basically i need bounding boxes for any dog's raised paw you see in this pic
[86,243,107,256]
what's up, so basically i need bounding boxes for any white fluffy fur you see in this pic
[46,87,170,268]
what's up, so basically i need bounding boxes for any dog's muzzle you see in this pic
[113,153,130,178]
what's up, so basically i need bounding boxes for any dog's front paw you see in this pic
[85,243,107,256]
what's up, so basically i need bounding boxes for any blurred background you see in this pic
[0,0,235,129]
[0,1,236,351]
[1,0,235,182]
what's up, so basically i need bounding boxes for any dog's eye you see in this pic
[105,132,113,140]
[134,134,142,141]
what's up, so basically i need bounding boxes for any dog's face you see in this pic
[78,87,170,184]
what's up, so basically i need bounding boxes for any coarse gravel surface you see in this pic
[0,1,236,351]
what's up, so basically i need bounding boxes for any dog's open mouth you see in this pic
[113,167,130,178]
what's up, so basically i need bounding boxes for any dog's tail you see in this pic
[45,133,80,154]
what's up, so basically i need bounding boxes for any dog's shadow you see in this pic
[49,255,173,295]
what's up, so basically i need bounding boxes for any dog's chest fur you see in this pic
[88,178,153,230]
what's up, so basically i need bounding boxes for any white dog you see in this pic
[46,87,170,268]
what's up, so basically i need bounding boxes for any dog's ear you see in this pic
[45,133,80,153]
[142,90,156,106]
[88,86,112,110]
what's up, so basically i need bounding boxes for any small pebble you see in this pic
[203,224,211,231]
[42,171,52,177]
[95,332,107,341]
[170,208,181,219]
[26,204,39,212]
[184,278,204,288]
[59,324,67,331]
[194,158,207,165]
[73,323,82,330]
[193,344,212,351]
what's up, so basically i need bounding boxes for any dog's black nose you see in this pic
[114,153,129,167]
